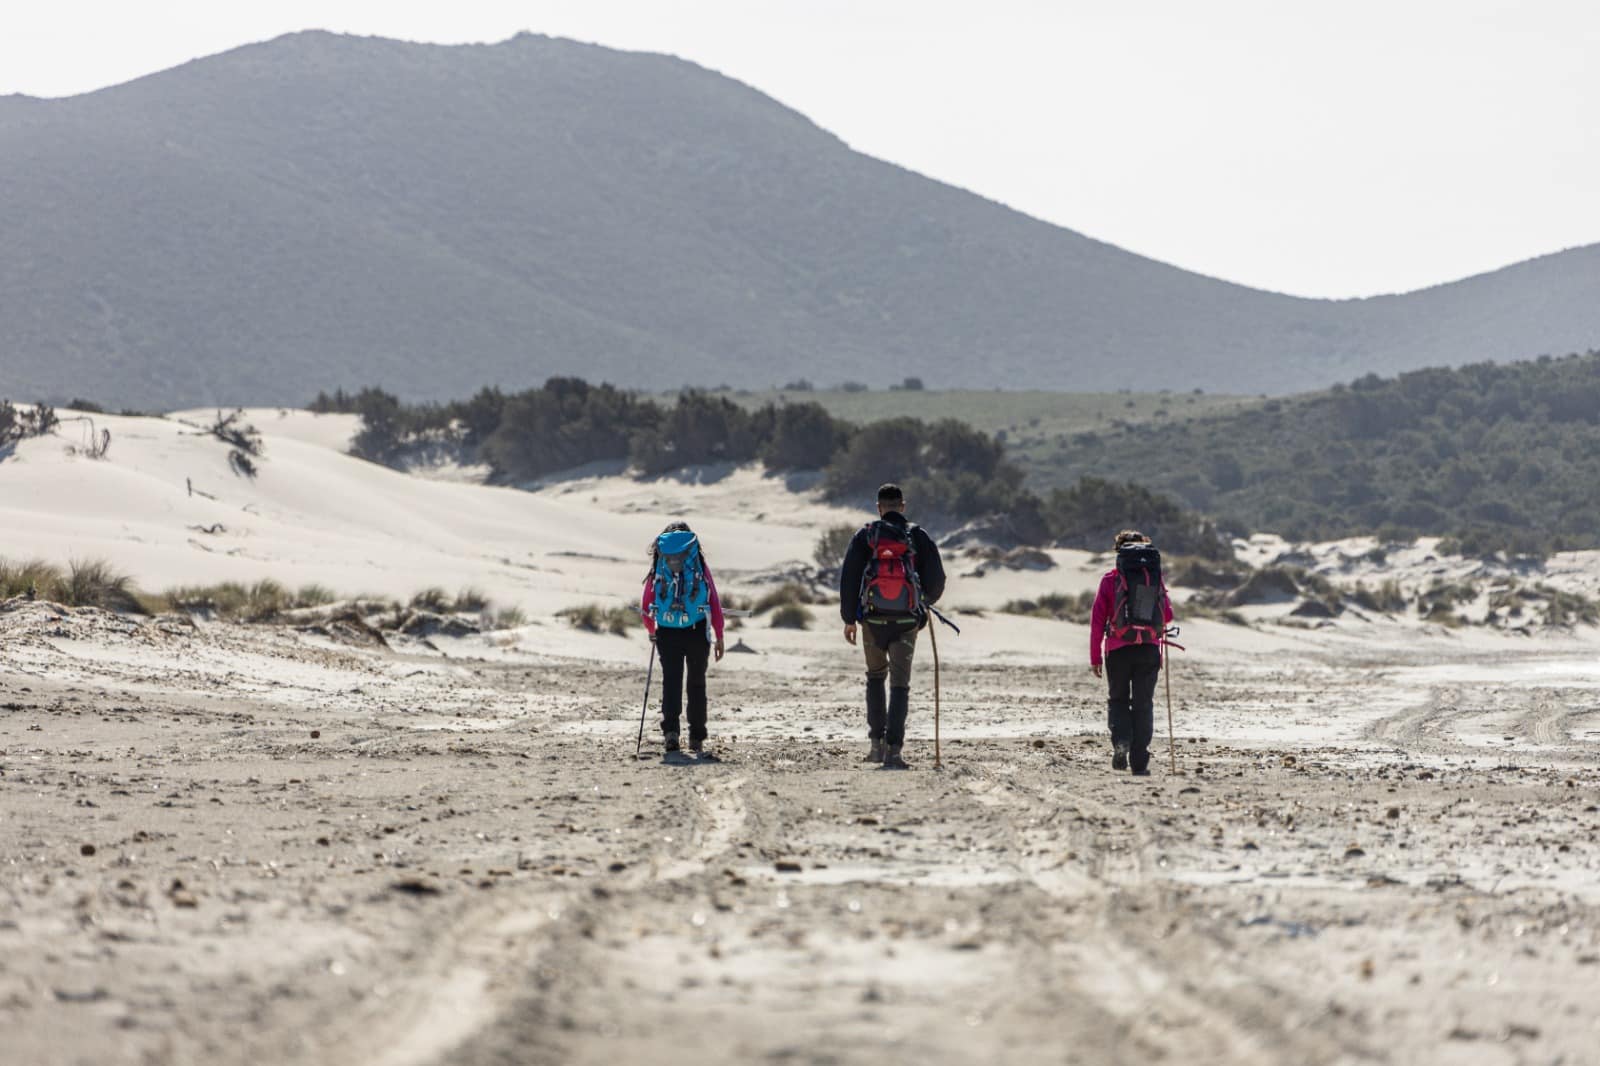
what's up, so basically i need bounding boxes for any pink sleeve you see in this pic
[1163,584,1174,626]
[1089,572,1113,666]
[704,565,725,642]
[641,580,656,637]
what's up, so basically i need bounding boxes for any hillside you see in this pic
[1031,351,1600,553]
[3,32,1600,409]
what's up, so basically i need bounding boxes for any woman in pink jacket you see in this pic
[641,522,726,757]
[1088,529,1174,775]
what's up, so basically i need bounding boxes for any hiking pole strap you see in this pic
[927,605,961,634]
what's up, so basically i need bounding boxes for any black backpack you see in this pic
[1111,544,1165,643]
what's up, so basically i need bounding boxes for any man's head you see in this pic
[876,482,905,517]
[1114,528,1150,549]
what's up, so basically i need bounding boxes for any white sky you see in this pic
[4,0,1597,298]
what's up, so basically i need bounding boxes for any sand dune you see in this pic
[5,409,1600,1066]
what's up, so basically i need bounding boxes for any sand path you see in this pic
[3,603,1598,1065]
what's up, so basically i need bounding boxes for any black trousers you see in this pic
[1105,643,1161,770]
[657,621,711,742]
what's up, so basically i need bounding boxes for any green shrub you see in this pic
[453,587,490,613]
[1000,591,1094,623]
[558,604,639,635]
[769,603,812,629]
[812,524,857,571]
[0,558,64,600]
[410,587,451,612]
[1350,580,1407,613]
[296,584,338,607]
[488,606,528,630]
[62,559,147,613]
[754,583,818,613]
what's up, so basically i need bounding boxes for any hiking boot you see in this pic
[882,744,910,770]
[1131,766,1151,777]
[689,737,703,754]
[1112,744,1129,771]
[663,733,681,754]
[864,738,885,763]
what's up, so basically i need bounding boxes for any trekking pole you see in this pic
[929,619,943,770]
[635,642,657,760]
[1163,625,1184,774]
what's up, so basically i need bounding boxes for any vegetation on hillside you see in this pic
[313,380,1228,558]
[1030,352,1600,556]
[0,401,59,447]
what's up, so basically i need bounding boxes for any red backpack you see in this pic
[1111,544,1165,643]
[859,522,922,621]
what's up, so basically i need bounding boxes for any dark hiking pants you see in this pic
[1106,643,1162,771]
[658,620,710,743]
[864,623,917,746]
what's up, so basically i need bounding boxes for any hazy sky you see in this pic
[5,1,1597,298]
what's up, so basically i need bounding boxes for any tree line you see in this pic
[1035,350,1600,557]
[310,381,1229,559]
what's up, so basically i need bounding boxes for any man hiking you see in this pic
[839,483,946,769]
[1089,529,1174,776]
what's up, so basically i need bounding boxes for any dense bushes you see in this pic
[315,378,1221,553]
[0,401,59,446]
[1033,350,1600,555]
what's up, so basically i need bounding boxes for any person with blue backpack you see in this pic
[642,522,726,758]
[838,483,946,769]
[1089,529,1174,776]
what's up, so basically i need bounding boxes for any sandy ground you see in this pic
[4,594,1599,1066]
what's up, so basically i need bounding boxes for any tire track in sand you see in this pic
[322,772,752,1066]
[962,759,1380,1066]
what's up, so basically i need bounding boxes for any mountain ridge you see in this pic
[2,30,1597,408]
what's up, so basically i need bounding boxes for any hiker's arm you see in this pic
[838,530,867,624]
[1163,584,1174,625]
[1088,573,1110,669]
[641,580,657,639]
[704,564,726,644]
[916,530,946,605]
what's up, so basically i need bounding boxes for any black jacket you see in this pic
[838,511,946,624]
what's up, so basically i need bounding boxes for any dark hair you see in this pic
[645,521,709,582]
[877,483,904,505]
[1114,529,1150,549]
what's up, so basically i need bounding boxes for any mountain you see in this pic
[3,31,1598,409]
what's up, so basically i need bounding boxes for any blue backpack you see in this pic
[651,530,711,629]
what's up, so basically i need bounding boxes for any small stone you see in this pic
[79,844,96,857]
[774,860,802,873]
[311,730,321,739]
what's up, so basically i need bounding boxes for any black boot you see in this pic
[881,688,911,768]
[1112,743,1129,771]
[865,678,887,761]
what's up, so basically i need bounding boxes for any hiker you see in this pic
[1089,529,1174,776]
[642,521,726,757]
[838,483,946,769]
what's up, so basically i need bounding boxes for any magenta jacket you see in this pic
[641,562,725,642]
[1088,568,1173,666]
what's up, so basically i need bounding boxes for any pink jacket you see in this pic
[1088,568,1173,666]
[641,562,725,642]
